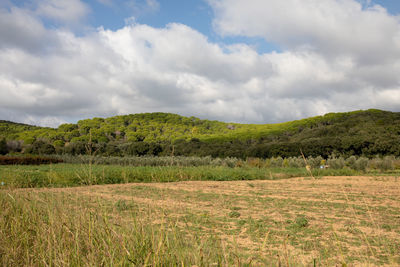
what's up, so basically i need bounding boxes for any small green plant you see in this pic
[287,215,309,231]
[229,211,241,218]
[295,215,309,228]
[115,199,133,211]
[247,182,255,188]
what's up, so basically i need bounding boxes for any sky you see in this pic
[1,0,400,127]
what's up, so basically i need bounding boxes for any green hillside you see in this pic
[0,120,42,137]
[1,109,399,158]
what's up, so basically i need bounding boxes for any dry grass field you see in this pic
[2,175,400,266]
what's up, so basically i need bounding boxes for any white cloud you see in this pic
[0,7,48,52]
[209,0,400,62]
[0,0,399,127]
[35,0,90,25]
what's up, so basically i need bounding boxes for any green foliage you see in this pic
[353,157,369,171]
[0,155,62,165]
[0,138,8,155]
[63,142,87,155]
[53,140,65,147]
[1,109,400,158]
[0,120,40,138]
[57,123,78,132]
[328,156,346,169]
[0,164,286,188]
[295,215,309,228]
[369,156,395,171]
[23,137,35,145]
[24,140,56,155]
[3,154,397,188]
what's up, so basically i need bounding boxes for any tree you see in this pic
[0,138,8,155]
[127,142,150,156]
[27,140,55,155]
[105,142,121,156]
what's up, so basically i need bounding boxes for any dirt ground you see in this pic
[27,176,400,266]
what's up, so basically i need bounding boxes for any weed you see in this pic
[295,215,309,228]
[114,199,135,211]
[229,211,241,218]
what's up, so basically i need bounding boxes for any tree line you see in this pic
[1,109,399,158]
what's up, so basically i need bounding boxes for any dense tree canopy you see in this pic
[0,110,399,158]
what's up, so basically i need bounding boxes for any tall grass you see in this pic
[2,177,398,266]
[55,154,239,167]
[0,164,294,188]
[1,154,399,189]
[0,190,230,266]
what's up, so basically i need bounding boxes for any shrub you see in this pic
[368,156,394,171]
[379,156,394,171]
[307,156,323,168]
[6,140,22,153]
[247,158,262,168]
[327,156,345,169]
[288,157,304,168]
[0,155,62,165]
[346,156,357,168]
[223,157,238,168]
[353,157,369,171]
[270,157,283,167]
[393,158,400,169]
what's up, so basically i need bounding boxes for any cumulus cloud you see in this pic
[0,0,399,127]
[208,0,400,111]
[209,0,400,61]
[0,7,49,52]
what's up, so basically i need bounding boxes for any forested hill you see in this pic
[0,120,42,136]
[1,109,399,158]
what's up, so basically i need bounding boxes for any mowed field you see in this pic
[2,176,400,266]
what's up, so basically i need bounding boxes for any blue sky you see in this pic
[1,0,400,126]
[367,0,400,14]
[90,0,399,53]
[84,0,400,54]
[74,0,283,53]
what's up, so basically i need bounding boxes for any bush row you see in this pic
[53,154,400,172]
[54,155,239,168]
[0,155,63,165]
[245,155,400,172]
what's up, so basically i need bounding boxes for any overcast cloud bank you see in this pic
[0,0,399,127]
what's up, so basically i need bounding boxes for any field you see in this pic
[1,170,400,266]
[0,163,361,188]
